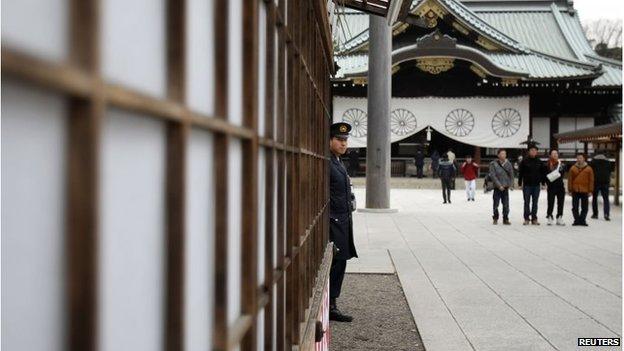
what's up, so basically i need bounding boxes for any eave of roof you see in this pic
[554,122,622,143]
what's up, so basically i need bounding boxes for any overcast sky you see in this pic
[574,0,622,23]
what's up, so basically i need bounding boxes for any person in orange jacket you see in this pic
[568,153,594,226]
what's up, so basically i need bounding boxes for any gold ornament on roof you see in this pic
[415,0,447,28]
[416,58,455,75]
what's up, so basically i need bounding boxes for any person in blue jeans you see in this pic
[590,153,611,221]
[518,144,547,225]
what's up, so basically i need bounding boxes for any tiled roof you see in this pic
[332,0,621,86]
[334,51,600,80]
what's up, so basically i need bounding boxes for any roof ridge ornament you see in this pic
[416,29,457,49]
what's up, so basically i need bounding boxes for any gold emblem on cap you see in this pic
[339,125,347,133]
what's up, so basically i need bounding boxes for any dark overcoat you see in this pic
[329,156,358,260]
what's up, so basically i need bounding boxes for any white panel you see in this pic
[258,2,267,137]
[558,117,576,150]
[531,117,550,149]
[256,309,265,351]
[102,0,166,97]
[184,130,215,351]
[559,117,594,151]
[258,148,266,283]
[273,29,279,139]
[99,109,166,351]
[228,139,243,324]
[1,0,68,61]
[577,117,595,152]
[228,0,244,125]
[186,0,215,115]
[1,80,67,351]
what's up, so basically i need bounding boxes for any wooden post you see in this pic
[473,146,481,176]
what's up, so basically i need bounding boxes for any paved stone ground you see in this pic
[348,187,622,351]
[330,274,425,351]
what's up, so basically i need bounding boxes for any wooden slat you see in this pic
[164,122,187,351]
[2,47,94,97]
[66,98,101,351]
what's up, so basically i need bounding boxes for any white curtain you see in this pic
[333,96,530,148]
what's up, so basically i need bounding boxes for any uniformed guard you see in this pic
[328,122,358,322]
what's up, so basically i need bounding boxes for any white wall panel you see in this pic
[531,117,550,149]
[102,0,166,97]
[228,0,244,126]
[228,139,243,324]
[1,80,67,351]
[256,309,265,351]
[186,0,215,115]
[184,129,215,351]
[258,148,267,283]
[558,117,576,150]
[99,109,166,351]
[258,2,267,137]
[1,0,68,61]
[558,117,595,151]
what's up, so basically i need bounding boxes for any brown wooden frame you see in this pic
[2,0,334,350]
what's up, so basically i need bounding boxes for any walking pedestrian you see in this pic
[461,155,479,201]
[545,149,566,225]
[438,156,456,204]
[489,149,514,225]
[431,150,440,178]
[519,143,547,225]
[328,122,358,322]
[590,153,611,221]
[569,153,594,226]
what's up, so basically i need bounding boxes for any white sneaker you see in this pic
[556,217,565,226]
[547,216,553,226]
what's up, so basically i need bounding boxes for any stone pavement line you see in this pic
[463,219,621,298]
[390,249,476,351]
[395,215,560,351]
[438,216,622,337]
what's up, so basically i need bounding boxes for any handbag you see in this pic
[546,161,562,182]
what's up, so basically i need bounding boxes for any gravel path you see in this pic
[329,273,425,351]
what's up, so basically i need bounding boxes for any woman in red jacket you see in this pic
[461,155,480,201]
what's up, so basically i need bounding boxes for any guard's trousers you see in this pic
[330,259,347,300]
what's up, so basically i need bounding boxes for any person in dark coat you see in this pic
[348,148,360,177]
[431,150,440,178]
[438,156,456,204]
[328,122,358,322]
[545,149,566,226]
[518,143,547,225]
[414,149,425,178]
[590,153,611,221]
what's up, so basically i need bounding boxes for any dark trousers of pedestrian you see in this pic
[546,187,565,219]
[572,193,589,224]
[441,178,452,202]
[330,258,347,303]
[592,183,610,218]
[492,188,509,220]
[522,185,540,220]
[416,165,423,178]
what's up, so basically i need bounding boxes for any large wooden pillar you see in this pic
[364,15,392,210]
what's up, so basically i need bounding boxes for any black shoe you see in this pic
[591,214,598,219]
[503,219,511,225]
[443,201,447,204]
[329,307,353,322]
[580,222,589,226]
[572,221,580,226]
[605,216,611,221]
